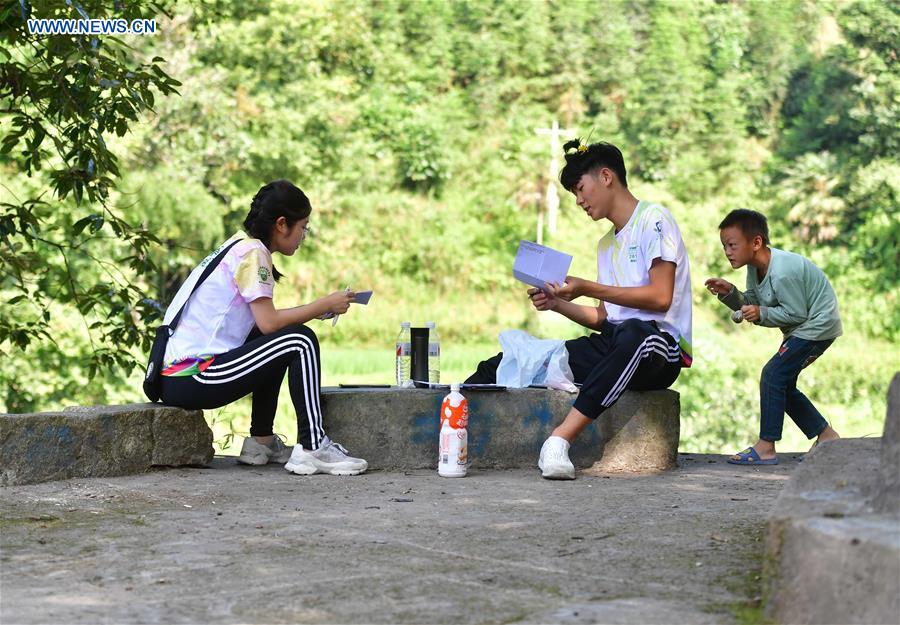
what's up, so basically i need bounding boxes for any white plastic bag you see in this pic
[496,330,577,392]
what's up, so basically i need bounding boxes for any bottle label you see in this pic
[439,391,467,475]
[440,397,468,429]
[457,429,468,466]
[439,426,468,469]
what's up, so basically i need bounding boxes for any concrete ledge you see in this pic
[321,387,679,472]
[0,404,213,486]
[876,373,900,514]
[771,514,900,625]
[765,438,900,624]
[765,375,900,624]
[0,388,678,485]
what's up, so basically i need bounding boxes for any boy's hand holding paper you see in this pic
[527,286,557,311]
[545,276,582,301]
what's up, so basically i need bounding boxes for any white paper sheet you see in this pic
[512,241,573,290]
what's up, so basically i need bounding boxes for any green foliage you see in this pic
[1,1,179,202]
[766,0,900,339]
[844,158,900,298]
[1,0,895,461]
[740,0,821,138]
[391,114,450,192]
[623,2,711,185]
[1,0,181,402]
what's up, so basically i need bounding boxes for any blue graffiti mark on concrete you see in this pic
[22,424,38,463]
[51,424,74,445]
[516,398,556,452]
[21,423,76,470]
[411,412,439,444]
[584,419,601,446]
[527,400,555,428]
[467,406,494,458]
[411,394,456,444]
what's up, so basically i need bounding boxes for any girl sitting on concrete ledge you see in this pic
[157,180,368,476]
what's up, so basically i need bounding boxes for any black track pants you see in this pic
[160,324,325,449]
[466,319,683,419]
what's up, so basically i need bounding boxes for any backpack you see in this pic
[142,240,240,402]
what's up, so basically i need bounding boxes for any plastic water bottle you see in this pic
[396,321,412,387]
[426,320,440,384]
[438,383,468,478]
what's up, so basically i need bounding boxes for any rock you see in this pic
[768,514,900,625]
[586,390,680,473]
[765,436,900,624]
[0,387,680,485]
[875,372,900,515]
[0,404,212,486]
[321,387,680,472]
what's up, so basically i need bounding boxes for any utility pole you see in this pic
[534,120,574,241]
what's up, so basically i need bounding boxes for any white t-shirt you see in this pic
[596,200,693,366]
[162,233,274,374]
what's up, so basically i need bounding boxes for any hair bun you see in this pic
[563,138,582,153]
[558,140,628,190]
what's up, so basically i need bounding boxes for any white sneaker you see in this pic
[284,436,368,476]
[237,435,293,465]
[538,436,575,480]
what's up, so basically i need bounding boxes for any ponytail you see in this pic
[243,180,311,281]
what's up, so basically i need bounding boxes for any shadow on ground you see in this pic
[0,453,803,624]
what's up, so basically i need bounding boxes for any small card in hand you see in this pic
[352,290,373,304]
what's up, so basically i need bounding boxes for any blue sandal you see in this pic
[728,447,778,465]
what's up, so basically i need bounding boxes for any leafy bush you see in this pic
[2,0,895,459]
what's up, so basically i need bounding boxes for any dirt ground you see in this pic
[0,453,803,624]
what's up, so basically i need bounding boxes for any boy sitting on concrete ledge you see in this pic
[467,140,693,480]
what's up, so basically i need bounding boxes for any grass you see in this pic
[676,318,893,454]
[196,181,893,456]
[704,523,776,625]
[210,330,890,456]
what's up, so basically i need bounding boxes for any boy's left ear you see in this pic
[599,167,613,185]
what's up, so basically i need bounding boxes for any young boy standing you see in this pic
[706,209,842,465]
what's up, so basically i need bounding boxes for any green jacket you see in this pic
[718,248,842,341]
